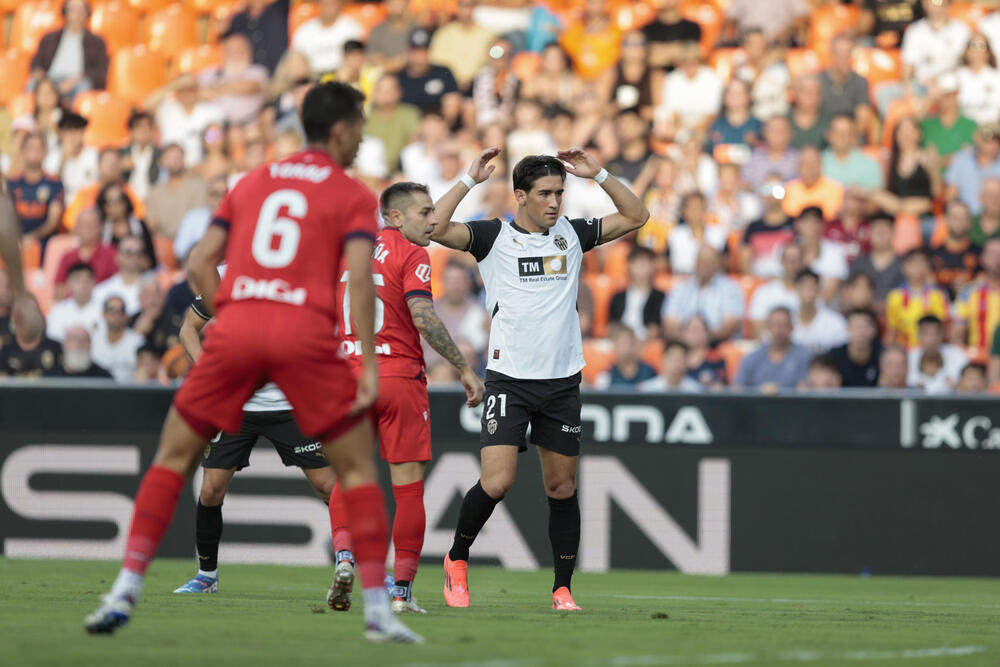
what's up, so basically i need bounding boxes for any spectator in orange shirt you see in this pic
[559,0,622,81]
[64,149,144,231]
[783,146,844,221]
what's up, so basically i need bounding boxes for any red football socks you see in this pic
[391,480,425,583]
[328,481,354,557]
[122,465,184,575]
[343,483,389,590]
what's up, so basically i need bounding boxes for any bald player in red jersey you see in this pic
[85,82,422,644]
[328,182,483,615]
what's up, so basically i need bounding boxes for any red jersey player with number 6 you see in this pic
[84,82,422,644]
[328,182,483,615]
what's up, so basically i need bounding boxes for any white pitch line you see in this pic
[402,646,988,667]
[600,593,1000,610]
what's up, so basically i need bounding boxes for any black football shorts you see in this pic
[201,410,327,470]
[479,370,582,457]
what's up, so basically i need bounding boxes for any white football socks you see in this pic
[110,569,144,601]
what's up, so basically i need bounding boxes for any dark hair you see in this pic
[795,267,820,284]
[96,182,134,220]
[845,307,877,326]
[902,247,931,263]
[869,212,894,226]
[768,305,793,320]
[301,82,366,144]
[963,34,998,69]
[960,362,987,378]
[127,110,153,130]
[62,0,90,17]
[889,116,922,195]
[616,106,642,120]
[797,206,824,222]
[917,314,943,328]
[380,181,430,217]
[829,112,856,128]
[845,270,874,287]
[137,342,161,358]
[627,245,655,262]
[66,262,94,279]
[809,353,841,376]
[512,155,566,193]
[664,339,689,355]
[343,40,365,54]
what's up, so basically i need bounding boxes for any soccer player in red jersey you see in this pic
[85,82,421,643]
[328,182,483,614]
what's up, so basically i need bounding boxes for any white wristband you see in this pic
[593,168,609,185]
[460,173,477,190]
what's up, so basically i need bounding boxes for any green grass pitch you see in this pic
[1,558,998,666]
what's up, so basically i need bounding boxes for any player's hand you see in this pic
[350,365,379,415]
[468,147,500,184]
[459,367,483,408]
[557,148,603,180]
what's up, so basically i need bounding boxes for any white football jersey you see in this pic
[466,216,601,380]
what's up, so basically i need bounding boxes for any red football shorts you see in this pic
[174,303,362,442]
[374,376,431,463]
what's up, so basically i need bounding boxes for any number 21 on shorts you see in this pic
[485,393,506,420]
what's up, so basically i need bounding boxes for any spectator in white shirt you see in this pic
[907,314,968,388]
[668,192,727,275]
[146,74,225,167]
[92,235,147,316]
[54,112,97,202]
[400,112,448,183]
[119,111,159,202]
[90,295,144,382]
[796,206,848,302]
[291,0,364,75]
[749,243,803,339]
[879,0,970,113]
[791,268,848,354]
[174,175,228,263]
[46,263,101,342]
[638,340,703,393]
[956,35,1000,126]
[663,246,745,341]
[197,33,270,126]
[658,43,722,135]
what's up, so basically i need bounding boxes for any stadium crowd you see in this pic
[1,0,1000,395]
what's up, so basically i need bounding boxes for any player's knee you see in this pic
[544,478,577,500]
[481,473,514,500]
[312,477,335,503]
[200,485,227,506]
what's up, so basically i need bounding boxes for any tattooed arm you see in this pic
[407,296,483,407]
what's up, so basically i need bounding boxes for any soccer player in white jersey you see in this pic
[431,148,649,610]
[170,295,336,594]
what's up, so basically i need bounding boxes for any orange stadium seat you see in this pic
[0,50,31,104]
[641,337,664,372]
[343,3,388,37]
[680,1,722,56]
[0,0,19,14]
[786,49,823,79]
[109,45,168,104]
[6,91,35,118]
[613,1,656,31]
[892,213,923,255]
[21,237,41,271]
[653,272,674,294]
[184,0,221,14]
[851,47,902,91]
[949,2,989,30]
[10,1,62,55]
[807,4,860,62]
[89,0,140,54]
[584,272,625,339]
[511,51,542,80]
[74,91,132,147]
[709,47,745,83]
[126,0,173,13]
[581,338,616,385]
[288,1,319,39]
[143,4,200,60]
[173,43,223,75]
[717,340,750,383]
[154,235,177,271]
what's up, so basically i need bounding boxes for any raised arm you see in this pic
[431,147,500,250]
[557,148,650,244]
[407,296,483,407]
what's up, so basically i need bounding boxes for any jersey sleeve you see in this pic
[210,189,236,231]
[567,217,603,252]
[401,245,433,301]
[343,188,379,244]
[465,218,503,262]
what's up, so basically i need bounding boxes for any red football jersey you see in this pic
[212,149,378,322]
[337,227,433,378]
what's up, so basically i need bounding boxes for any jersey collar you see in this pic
[510,219,549,236]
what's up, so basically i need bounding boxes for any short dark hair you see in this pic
[903,247,931,263]
[769,305,793,320]
[380,181,429,217]
[869,212,894,226]
[845,307,877,326]
[809,353,841,376]
[512,155,566,193]
[96,182,134,220]
[795,267,820,284]
[66,262,94,279]
[301,82,366,144]
[917,314,943,328]
[343,40,365,54]
[127,110,153,130]
[797,206,824,222]
[627,245,655,263]
[845,270,873,287]
[664,339,689,355]
[961,362,987,379]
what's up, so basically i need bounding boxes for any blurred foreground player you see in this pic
[329,182,483,614]
[170,293,336,594]
[84,82,421,643]
[432,148,649,611]
[0,192,44,341]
